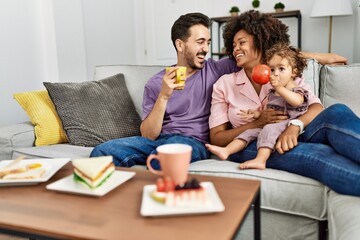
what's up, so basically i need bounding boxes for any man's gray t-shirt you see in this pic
[142,58,238,144]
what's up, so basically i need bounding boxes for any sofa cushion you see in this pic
[13,144,93,159]
[320,63,360,115]
[43,73,141,147]
[189,159,328,220]
[302,59,321,97]
[13,90,68,146]
[327,190,360,240]
[0,122,35,160]
[93,65,166,116]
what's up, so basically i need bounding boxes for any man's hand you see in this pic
[275,124,300,154]
[300,52,348,65]
[161,67,183,99]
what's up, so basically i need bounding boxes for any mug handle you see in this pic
[146,154,163,176]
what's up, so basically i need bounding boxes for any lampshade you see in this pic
[311,0,353,17]
[311,0,353,53]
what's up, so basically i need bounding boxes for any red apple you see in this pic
[252,64,271,84]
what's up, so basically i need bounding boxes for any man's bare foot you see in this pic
[239,159,266,170]
[205,144,230,160]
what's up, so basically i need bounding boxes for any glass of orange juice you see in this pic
[166,67,187,90]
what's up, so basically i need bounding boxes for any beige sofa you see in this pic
[1,59,360,240]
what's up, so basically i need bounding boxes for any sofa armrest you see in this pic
[0,122,35,160]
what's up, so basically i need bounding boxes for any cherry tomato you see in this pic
[164,177,176,192]
[252,64,270,84]
[156,178,166,192]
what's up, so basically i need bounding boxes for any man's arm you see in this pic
[300,51,348,65]
[140,93,168,140]
[140,67,182,140]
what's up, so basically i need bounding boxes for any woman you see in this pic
[206,43,310,170]
[209,10,360,196]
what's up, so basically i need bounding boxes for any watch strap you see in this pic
[288,119,304,135]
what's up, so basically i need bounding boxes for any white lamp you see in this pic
[311,0,353,53]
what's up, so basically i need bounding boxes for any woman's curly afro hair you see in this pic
[223,10,290,63]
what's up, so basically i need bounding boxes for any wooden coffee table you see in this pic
[0,163,261,240]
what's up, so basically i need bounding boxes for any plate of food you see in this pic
[140,177,225,217]
[0,158,70,186]
[46,156,135,197]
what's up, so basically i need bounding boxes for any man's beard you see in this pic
[184,48,206,70]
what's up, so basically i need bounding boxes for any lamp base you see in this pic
[328,16,333,53]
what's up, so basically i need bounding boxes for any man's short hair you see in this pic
[171,13,212,50]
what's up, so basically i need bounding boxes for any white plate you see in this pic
[46,170,135,197]
[140,182,225,217]
[0,158,70,186]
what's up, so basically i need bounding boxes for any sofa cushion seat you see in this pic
[13,144,93,159]
[327,190,360,240]
[189,159,328,220]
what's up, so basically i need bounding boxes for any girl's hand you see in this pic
[237,109,261,120]
[237,109,256,120]
[269,75,281,89]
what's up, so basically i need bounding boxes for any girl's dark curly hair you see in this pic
[265,43,307,78]
[223,10,290,63]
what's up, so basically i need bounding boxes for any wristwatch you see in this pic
[288,119,304,135]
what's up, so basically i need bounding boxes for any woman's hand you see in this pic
[253,108,288,128]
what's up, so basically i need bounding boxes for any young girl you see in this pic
[206,43,309,170]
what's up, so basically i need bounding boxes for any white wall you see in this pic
[0,0,359,126]
[0,0,137,126]
[82,0,136,79]
[141,0,359,64]
[0,0,49,126]
[52,0,87,83]
[354,0,360,62]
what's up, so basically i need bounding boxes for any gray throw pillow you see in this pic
[319,63,360,116]
[43,73,141,147]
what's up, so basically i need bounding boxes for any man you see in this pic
[90,12,347,168]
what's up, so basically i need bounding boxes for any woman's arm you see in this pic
[300,52,348,65]
[275,103,323,154]
[210,108,289,147]
[210,121,258,147]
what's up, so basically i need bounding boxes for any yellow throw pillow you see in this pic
[13,90,68,146]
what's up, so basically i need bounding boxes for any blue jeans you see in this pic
[90,133,209,170]
[229,104,360,196]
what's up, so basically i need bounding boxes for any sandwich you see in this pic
[0,164,27,178]
[0,159,44,179]
[72,156,115,189]
[2,167,46,180]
